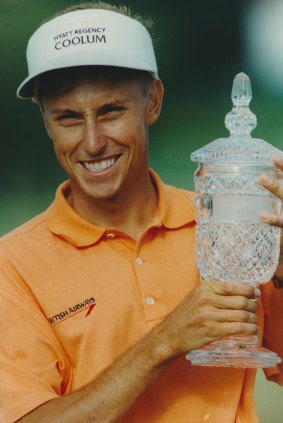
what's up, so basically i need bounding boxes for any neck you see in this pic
[69,171,158,241]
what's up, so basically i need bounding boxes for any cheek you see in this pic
[106,112,147,145]
[51,129,80,156]
[51,138,74,171]
[121,120,148,151]
[52,141,66,169]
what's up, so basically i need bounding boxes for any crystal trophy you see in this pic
[186,72,283,367]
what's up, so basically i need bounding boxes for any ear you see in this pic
[39,102,52,140]
[145,79,164,125]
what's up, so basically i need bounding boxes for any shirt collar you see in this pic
[151,170,196,229]
[45,170,196,247]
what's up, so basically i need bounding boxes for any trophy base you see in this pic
[186,341,282,368]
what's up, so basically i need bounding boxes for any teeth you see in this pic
[83,157,115,172]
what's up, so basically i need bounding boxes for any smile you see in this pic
[80,155,121,173]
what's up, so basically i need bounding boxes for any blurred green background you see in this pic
[0,0,282,421]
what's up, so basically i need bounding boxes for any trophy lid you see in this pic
[191,72,282,164]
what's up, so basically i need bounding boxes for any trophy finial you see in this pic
[232,72,252,106]
[225,72,257,137]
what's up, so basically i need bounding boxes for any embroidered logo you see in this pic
[48,297,96,326]
[53,28,106,50]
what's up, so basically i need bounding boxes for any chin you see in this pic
[83,187,121,202]
[73,177,127,202]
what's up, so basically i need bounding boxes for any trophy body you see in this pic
[186,73,282,368]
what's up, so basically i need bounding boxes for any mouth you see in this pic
[80,154,121,173]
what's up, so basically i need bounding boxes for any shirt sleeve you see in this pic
[0,290,71,422]
[261,281,283,385]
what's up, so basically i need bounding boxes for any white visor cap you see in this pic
[17,9,158,99]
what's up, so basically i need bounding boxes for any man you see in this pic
[0,2,282,422]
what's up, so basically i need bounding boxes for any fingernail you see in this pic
[255,288,261,298]
[260,175,273,186]
[259,212,271,223]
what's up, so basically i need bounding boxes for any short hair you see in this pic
[42,1,155,44]
[35,66,154,105]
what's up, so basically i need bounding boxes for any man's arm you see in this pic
[17,281,258,423]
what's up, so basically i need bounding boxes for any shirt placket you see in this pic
[133,233,167,325]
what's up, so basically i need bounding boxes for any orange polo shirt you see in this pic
[0,171,282,423]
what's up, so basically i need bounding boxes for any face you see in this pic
[41,77,163,206]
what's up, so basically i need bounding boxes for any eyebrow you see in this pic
[51,108,79,115]
[50,98,130,115]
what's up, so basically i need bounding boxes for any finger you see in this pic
[273,154,283,171]
[259,173,283,200]
[259,211,283,228]
[201,281,260,299]
[216,322,259,337]
[212,295,258,312]
[214,309,258,324]
[204,321,259,341]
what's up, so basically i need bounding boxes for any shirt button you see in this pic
[136,257,143,265]
[106,233,116,239]
[147,297,155,305]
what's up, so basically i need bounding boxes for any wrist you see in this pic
[147,324,178,367]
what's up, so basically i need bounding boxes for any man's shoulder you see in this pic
[157,178,196,227]
[171,185,195,201]
[0,211,48,247]
[165,183,195,208]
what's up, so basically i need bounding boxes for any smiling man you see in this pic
[0,2,282,423]
[37,66,162,238]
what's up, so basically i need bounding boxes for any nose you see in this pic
[83,119,107,155]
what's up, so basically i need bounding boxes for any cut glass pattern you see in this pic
[186,73,282,368]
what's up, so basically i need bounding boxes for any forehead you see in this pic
[44,79,144,110]
[37,66,151,101]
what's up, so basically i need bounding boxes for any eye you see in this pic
[56,112,81,121]
[54,111,83,126]
[109,106,125,112]
[99,105,126,117]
